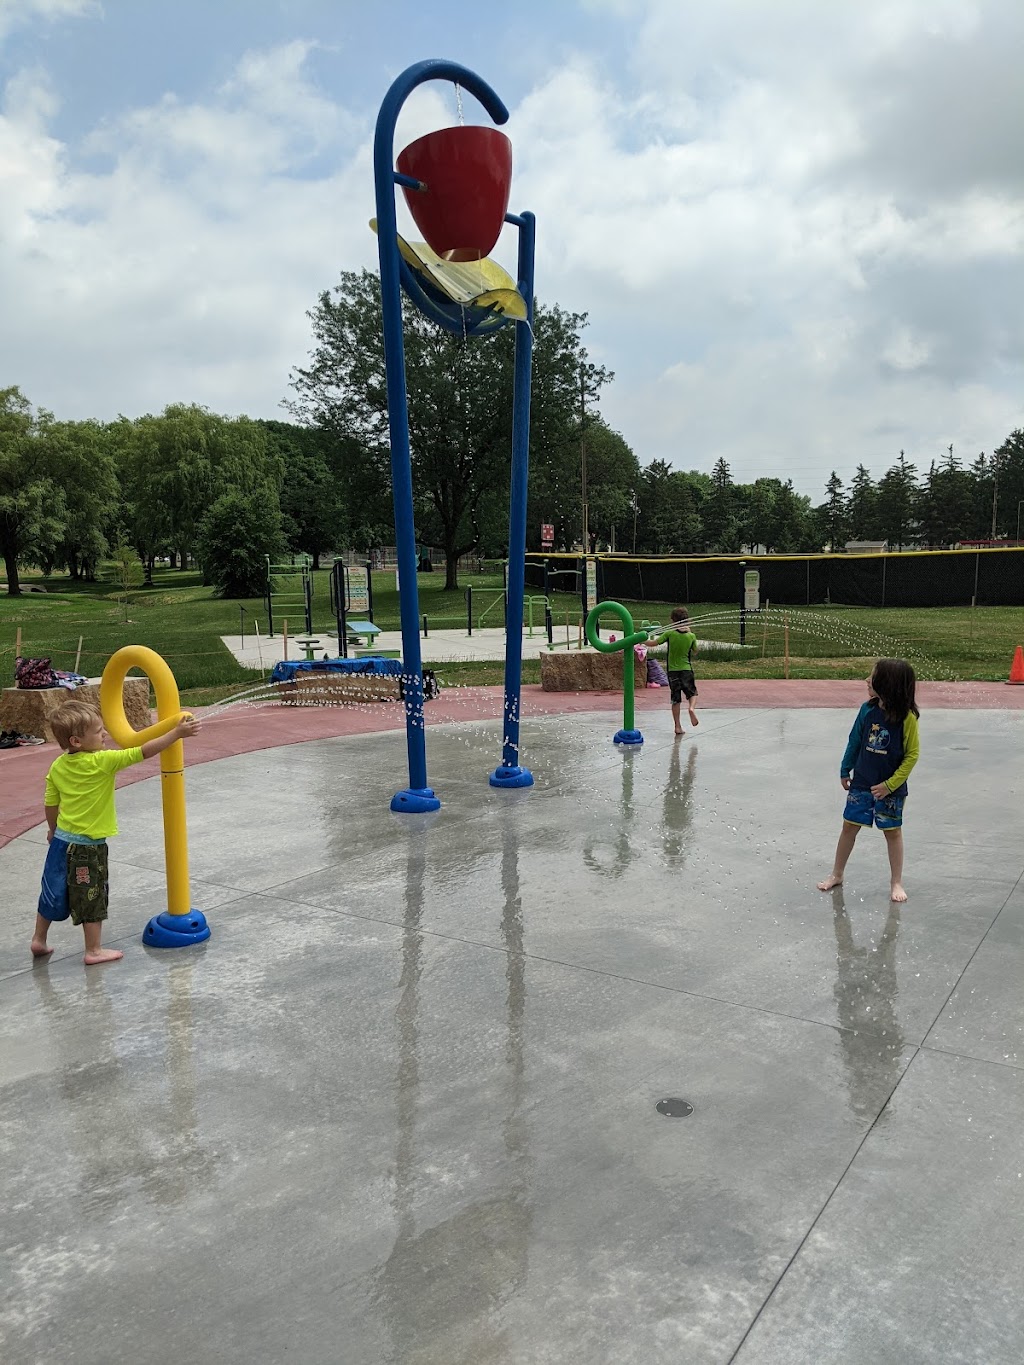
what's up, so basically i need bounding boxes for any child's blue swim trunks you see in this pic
[843,786,904,831]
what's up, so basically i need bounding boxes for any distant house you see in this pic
[844,540,888,554]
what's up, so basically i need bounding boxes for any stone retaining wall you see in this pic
[0,679,151,743]
[540,650,647,692]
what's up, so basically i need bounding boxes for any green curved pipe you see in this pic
[585,600,648,733]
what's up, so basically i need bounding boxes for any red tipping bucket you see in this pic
[397,125,512,262]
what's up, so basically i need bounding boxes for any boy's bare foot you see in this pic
[817,874,843,891]
[83,948,124,965]
[674,727,685,736]
[688,707,699,726]
[30,940,54,958]
[890,883,907,903]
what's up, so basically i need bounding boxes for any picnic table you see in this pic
[346,620,380,647]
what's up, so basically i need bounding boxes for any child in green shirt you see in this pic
[653,607,699,736]
[31,699,201,965]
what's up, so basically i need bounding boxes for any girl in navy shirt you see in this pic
[818,658,920,903]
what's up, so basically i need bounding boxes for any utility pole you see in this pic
[580,365,589,554]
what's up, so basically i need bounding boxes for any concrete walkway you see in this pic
[221,626,577,668]
[218,626,750,668]
[2,685,1023,1361]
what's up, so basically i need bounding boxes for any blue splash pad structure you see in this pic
[270,657,404,683]
[143,910,211,948]
[1,707,1022,1362]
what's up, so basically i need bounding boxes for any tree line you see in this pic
[3,269,1023,598]
[649,438,1024,558]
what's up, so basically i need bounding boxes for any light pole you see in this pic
[579,365,589,553]
[1017,500,1023,545]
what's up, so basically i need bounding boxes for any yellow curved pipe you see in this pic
[100,646,192,918]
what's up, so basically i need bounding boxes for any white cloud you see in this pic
[0,0,1021,498]
[0,0,98,42]
[882,328,933,372]
[1,37,382,418]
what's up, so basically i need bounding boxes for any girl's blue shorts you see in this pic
[843,786,905,831]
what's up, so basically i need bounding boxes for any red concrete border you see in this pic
[2,680,1021,850]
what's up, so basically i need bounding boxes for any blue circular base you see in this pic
[143,910,211,949]
[489,765,534,789]
[614,729,644,746]
[391,787,441,813]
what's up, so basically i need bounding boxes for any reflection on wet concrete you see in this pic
[583,746,642,880]
[373,819,532,1361]
[661,741,698,866]
[830,887,906,1118]
[30,955,212,1209]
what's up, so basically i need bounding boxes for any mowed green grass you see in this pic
[1,564,1022,706]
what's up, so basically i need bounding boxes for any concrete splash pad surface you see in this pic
[1,707,1023,1363]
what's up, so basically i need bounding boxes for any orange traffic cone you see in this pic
[1007,646,1024,684]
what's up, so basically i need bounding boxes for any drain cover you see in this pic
[656,1097,693,1118]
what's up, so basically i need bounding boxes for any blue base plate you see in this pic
[391,787,442,813]
[613,729,644,746]
[143,910,211,949]
[489,765,534,789]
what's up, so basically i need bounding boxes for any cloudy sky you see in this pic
[2,0,1021,497]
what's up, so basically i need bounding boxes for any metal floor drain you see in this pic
[656,1097,693,1118]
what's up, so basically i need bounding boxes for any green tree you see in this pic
[110,537,144,622]
[776,480,817,551]
[744,478,778,552]
[37,417,120,580]
[262,420,351,568]
[578,417,640,550]
[817,471,848,550]
[992,431,1024,540]
[0,387,66,596]
[915,448,972,547]
[197,489,285,598]
[112,406,286,581]
[702,458,740,552]
[289,270,611,588]
[847,465,879,541]
[876,451,918,550]
[967,451,995,540]
[635,461,704,552]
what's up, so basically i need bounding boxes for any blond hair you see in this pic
[50,700,102,751]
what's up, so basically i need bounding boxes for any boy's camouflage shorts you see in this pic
[66,842,109,925]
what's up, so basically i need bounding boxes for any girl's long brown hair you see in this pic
[871,658,919,722]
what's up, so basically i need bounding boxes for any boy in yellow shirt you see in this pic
[30,700,201,965]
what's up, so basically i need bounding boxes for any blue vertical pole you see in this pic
[371,60,509,810]
[491,211,535,789]
[374,79,437,811]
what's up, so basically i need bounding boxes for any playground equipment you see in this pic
[524,595,552,640]
[584,601,648,746]
[265,556,312,638]
[373,59,537,809]
[329,559,377,659]
[99,646,210,948]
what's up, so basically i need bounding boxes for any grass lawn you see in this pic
[1,563,1022,707]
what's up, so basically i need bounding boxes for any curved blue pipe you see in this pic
[374,62,509,811]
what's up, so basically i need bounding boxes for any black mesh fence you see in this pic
[527,550,1024,609]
